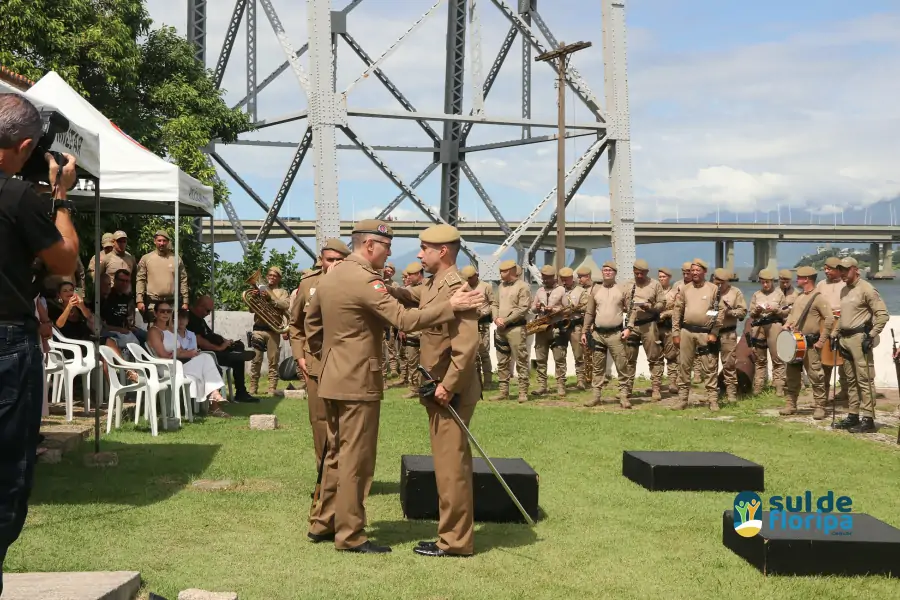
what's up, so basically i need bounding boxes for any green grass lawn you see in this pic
[9,380,900,600]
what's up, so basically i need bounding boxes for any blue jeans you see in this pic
[0,324,44,595]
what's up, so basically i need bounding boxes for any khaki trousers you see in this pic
[533,330,567,389]
[591,330,629,396]
[840,333,876,418]
[568,325,585,386]
[823,364,850,401]
[496,325,529,395]
[719,330,738,395]
[660,324,679,386]
[475,325,492,388]
[250,330,282,393]
[786,344,826,404]
[405,341,421,392]
[752,323,785,393]
[678,331,718,400]
[309,400,381,550]
[306,376,327,467]
[623,322,663,392]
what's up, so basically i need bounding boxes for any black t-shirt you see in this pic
[48,302,93,340]
[0,176,62,322]
[102,291,133,328]
[187,311,224,346]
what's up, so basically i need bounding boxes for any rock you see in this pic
[2,571,141,600]
[282,389,307,399]
[83,452,118,467]
[158,417,182,431]
[178,590,238,600]
[249,414,277,430]
[38,449,62,464]
[191,479,234,491]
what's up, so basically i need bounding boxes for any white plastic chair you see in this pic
[44,350,66,408]
[98,346,153,434]
[128,343,194,424]
[124,342,176,436]
[48,329,98,421]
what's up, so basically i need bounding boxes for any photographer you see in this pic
[0,93,78,594]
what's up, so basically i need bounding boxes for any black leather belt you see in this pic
[840,325,867,336]
[633,314,659,327]
[719,325,737,334]
[681,324,709,334]
[751,316,783,327]
[594,324,623,334]
[658,318,672,330]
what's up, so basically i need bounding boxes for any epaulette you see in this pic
[300,267,323,281]
[444,271,463,288]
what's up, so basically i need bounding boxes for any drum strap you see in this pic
[795,292,821,333]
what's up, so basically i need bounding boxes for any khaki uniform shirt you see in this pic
[836,279,889,337]
[624,279,665,328]
[718,286,748,330]
[532,285,565,313]
[786,289,833,336]
[491,279,531,325]
[402,281,424,340]
[87,249,113,281]
[304,254,456,402]
[563,284,589,316]
[98,251,137,285]
[136,250,189,303]
[289,269,323,376]
[474,280,494,326]
[660,285,678,322]
[673,281,723,335]
[781,286,799,318]
[252,286,289,329]
[584,282,628,330]
[815,279,846,312]
[750,289,786,320]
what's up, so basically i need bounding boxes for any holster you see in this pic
[494,334,512,355]
[696,342,719,356]
[625,333,642,348]
[550,328,569,350]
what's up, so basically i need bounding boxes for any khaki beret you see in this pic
[101,233,114,247]
[154,230,170,240]
[460,265,477,278]
[267,265,283,277]
[602,261,617,271]
[384,262,396,270]
[540,265,557,277]
[499,259,517,272]
[558,267,574,277]
[824,257,841,268]
[576,266,592,276]
[658,267,672,276]
[691,258,708,270]
[839,257,858,269]
[681,262,692,272]
[778,269,793,279]
[758,269,775,280]
[796,266,817,277]
[352,219,394,239]
[405,262,423,275]
[633,259,649,271]
[113,230,127,240]
[713,268,731,281]
[420,224,460,244]
[322,238,350,256]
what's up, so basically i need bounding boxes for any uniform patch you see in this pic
[310,288,316,296]
[372,281,387,293]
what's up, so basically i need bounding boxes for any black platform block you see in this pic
[723,510,900,577]
[622,451,764,492]
[400,454,539,523]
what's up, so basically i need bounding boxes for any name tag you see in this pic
[706,310,719,317]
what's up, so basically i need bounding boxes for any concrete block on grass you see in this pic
[249,414,278,430]
[178,590,238,600]
[2,571,140,600]
[38,449,62,464]
[84,452,119,468]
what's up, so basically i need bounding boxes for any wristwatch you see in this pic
[53,199,77,215]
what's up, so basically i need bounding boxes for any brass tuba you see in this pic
[242,269,290,334]
[525,306,575,335]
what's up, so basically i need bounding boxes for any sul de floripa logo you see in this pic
[733,491,853,538]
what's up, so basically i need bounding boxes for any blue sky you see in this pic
[146,0,900,263]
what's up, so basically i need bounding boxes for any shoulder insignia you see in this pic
[444,271,463,288]
[372,280,387,293]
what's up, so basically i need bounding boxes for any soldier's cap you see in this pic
[838,257,858,269]
[384,262,396,271]
[101,233,114,247]
[681,261,692,272]
[419,224,460,244]
[691,258,708,270]
[460,265,477,278]
[778,269,793,279]
[267,266,283,277]
[352,219,394,239]
[824,257,841,268]
[113,230,127,240]
[633,259,650,271]
[796,266,818,277]
[405,262,423,275]
[576,265,592,276]
[322,238,350,256]
[499,259,517,272]
[713,268,731,281]
[658,267,672,276]
[153,230,170,241]
[559,267,574,277]
[602,261,617,271]
[758,268,775,280]
[540,265,557,277]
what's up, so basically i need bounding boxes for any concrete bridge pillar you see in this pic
[765,240,779,274]
[725,240,736,279]
[880,243,894,278]
[869,243,881,280]
[715,241,724,271]
[750,240,778,281]
[570,248,588,270]
[750,240,763,281]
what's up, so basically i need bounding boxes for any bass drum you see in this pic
[776,330,807,365]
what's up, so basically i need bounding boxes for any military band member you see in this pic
[748,269,787,396]
[832,257,889,433]
[782,266,832,418]
[658,267,679,394]
[249,266,290,396]
[674,261,692,294]
[401,262,426,399]
[491,260,531,402]
[582,261,630,408]
[559,267,588,390]
[461,264,495,390]
[289,238,350,467]
[672,259,723,411]
[576,265,596,383]
[135,230,188,321]
[303,220,483,554]
[531,265,567,397]
[712,269,747,402]
[622,259,665,401]
[779,269,799,310]
[816,256,850,402]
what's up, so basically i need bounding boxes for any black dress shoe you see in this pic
[849,416,876,433]
[413,546,472,558]
[233,392,260,403]
[417,540,438,549]
[832,414,859,430]
[308,532,335,543]
[341,541,391,554]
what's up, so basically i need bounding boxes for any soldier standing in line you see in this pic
[782,266,832,418]
[582,261,630,408]
[658,267,679,394]
[748,269,787,396]
[289,238,350,468]
[461,264,495,391]
[135,230,188,321]
[559,267,588,391]
[87,233,114,281]
[621,259,666,401]
[816,256,850,403]
[779,269,799,309]
[531,265,567,397]
[672,259,723,411]
[401,262,426,399]
[491,260,531,402]
[382,263,401,381]
[100,231,137,285]
[832,257,889,433]
[248,266,291,396]
[576,265,596,383]
[712,268,747,403]
[674,261,692,294]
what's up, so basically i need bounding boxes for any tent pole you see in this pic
[210,213,215,329]
[93,180,102,453]
[170,200,180,431]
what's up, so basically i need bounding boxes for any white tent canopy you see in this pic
[27,72,213,216]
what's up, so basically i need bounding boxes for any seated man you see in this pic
[101,269,146,349]
[187,295,259,403]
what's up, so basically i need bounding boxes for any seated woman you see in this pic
[147,303,230,418]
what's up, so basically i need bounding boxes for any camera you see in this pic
[17,109,70,181]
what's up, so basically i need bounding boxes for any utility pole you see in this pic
[536,40,592,272]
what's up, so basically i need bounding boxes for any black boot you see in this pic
[849,416,876,434]
[832,413,859,430]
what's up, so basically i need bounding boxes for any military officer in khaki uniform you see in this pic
[674,261,692,295]
[582,261,630,408]
[748,269,787,395]
[382,263,401,379]
[289,238,350,468]
[136,230,189,321]
[531,265,567,397]
[832,257,889,433]
[782,266,832,418]
[400,262,426,398]
[87,233,114,281]
[248,266,291,395]
[102,231,137,283]
[491,260,531,401]
[658,267,679,394]
[461,264,495,390]
[712,268,747,402]
[390,225,480,557]
[816,256,850,402]
[779,269,799,310]
[622,259,666,401]
[559,267,588,390]
[304,220,484,554]
[576,265,596,383]
[672,259,724,410]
